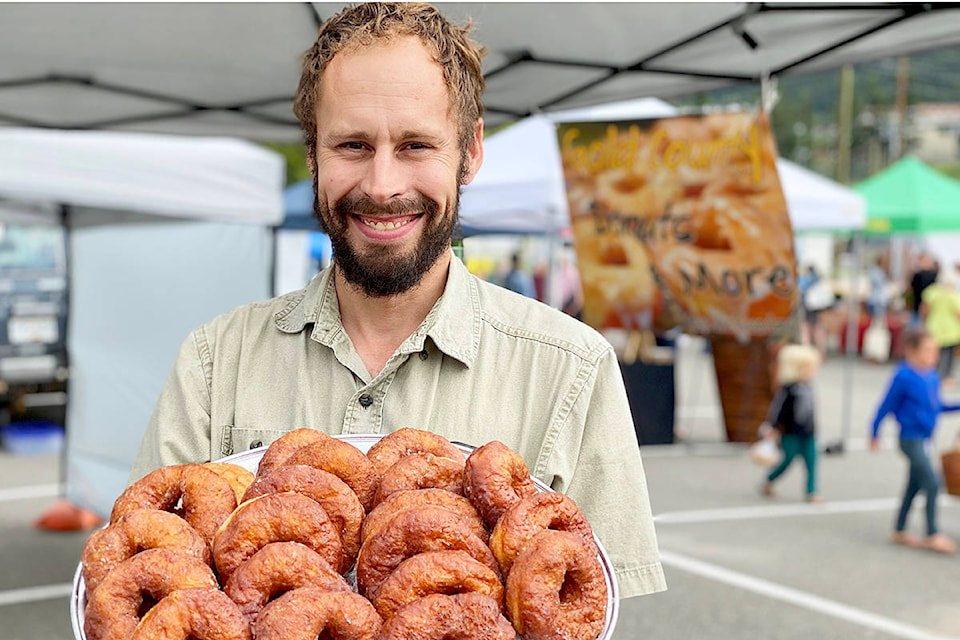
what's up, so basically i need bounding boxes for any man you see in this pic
[502,253,536,298]
[910,252,938,324]
[131,2,665,599]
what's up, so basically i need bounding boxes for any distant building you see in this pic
[908,102,960,164]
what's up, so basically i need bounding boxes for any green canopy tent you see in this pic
[858,156,960,234]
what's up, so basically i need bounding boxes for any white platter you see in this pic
[72,434,619,639]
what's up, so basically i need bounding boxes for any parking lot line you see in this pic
[0,583,73,607]
[660,549,955,640]
[0,483,61,503]
[654,497,901,524]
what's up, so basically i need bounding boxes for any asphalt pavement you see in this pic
[1,336,959,640]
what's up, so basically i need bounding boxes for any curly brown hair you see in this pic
[293,2,486,158]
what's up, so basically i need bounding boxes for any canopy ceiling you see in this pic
[2,2,959,140]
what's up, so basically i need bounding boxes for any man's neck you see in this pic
[335,250,452,379]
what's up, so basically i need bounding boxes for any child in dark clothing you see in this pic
[761,344,822,502]
[871,327,960,554]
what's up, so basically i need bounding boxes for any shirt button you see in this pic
[419,350,429,361]
[358,394,374,408]
[249,440,263,449]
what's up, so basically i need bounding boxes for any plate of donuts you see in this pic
[72,431,619,640]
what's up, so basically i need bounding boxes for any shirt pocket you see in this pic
[219,425,293,460]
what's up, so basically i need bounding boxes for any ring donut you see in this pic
[82,509,211,593]
[130,587,251,640]
[202,462,255,504]
[361,488,487,544]
[110,464,236,542]
[283,437,380,512]
[366,427,465,476]
[255,428,327,478]
[213,492,343,581]
[463,440,537,529]
[373,453,466,506]
[377,593,515,640]
[252,587,382,640]
[223,541,352,624]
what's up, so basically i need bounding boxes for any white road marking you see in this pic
[0,583,73,607]
[659,550,954,640]
[0,484,61,503]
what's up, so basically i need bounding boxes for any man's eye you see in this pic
[342,142,365,150]
[405,142,429,150]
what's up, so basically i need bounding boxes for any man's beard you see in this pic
[314,184,458,298]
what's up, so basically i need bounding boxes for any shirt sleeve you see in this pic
[871,369,904,439]
[127,327,214,483]
[550,346,667,600]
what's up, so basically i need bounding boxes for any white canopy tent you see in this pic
[0,128,284,516]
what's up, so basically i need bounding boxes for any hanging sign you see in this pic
[557,112,797,340]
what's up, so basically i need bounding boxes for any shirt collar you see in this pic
[272,257,481,367]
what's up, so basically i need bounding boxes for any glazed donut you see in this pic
[83,548,218,640]
[111,464,236,542]
[356,505,500,599]
[366,427,465,476]
[223,541,352,624]
[213,492,343,581]
[505,530,607,640]
[489,490,597,576]
[255,428,326,478]
[373,453,466,506]
[361,488,487,544]
[252,587,382,640]
[242,465,364,570]
[463,440,537,529]
[82,509,211,593]
[283,437,380,512]
[130,587,251,640]
[202,462,255,504]
[378,593,515,640]
[372,551,504,622]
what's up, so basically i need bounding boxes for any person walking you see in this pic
[909,252,938,326]
[921,267,960,384]
[870,327,960,554]
[502,252,536,298]
[760,344,823,502]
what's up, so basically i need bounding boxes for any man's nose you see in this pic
[361,151,409,203]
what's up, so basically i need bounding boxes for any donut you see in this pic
[83,548,218,640]
[373,453,466,506]
[283,437,380,512]
[213,492,343,582]
[202,462,255,504]
[223,541,352,624]
[111,464,236,542]
[82,509,211,593]
[129,587,251,640]
[463,440,537,529]
[489,490,597,576]
[366,427,465,476]
[242,465,364,571]
[378,593,515,640]
[505,530,607,640]
[361,488,487,544]
[372,551,504,622]
[255,428,326,478]
[252,587,382,640]
[356,505,500,599]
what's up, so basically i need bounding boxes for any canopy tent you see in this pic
[459,97,867,236]
[0,127,284,517]
[858,155,960,233]
[2,3,959,138]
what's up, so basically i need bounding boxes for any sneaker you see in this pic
[924,534,957,555]
[805,494,824,503]
[890,531,922,548]
[760,482,776,498]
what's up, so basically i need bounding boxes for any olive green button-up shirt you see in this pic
[131,257,666,599]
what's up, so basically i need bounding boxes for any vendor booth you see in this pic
[0,127,284,517]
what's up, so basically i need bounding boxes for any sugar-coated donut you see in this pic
[82,509,211,593]
[83,549,218,640]
[505,530,607,640]
[213,492,343,581]
[223,541,352,624]
[242,465,364,571]
[111,464,236,542]
[377,593,515,640]
[129,587,251,640]
[489,490,596,576]
[356,505,499,599]
[463,440,537,529]
[252,587,382,640]
[372,550,504,622]
[365,427,465,476]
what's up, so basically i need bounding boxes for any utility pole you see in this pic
[893,55,910,160]
[836,64,855,184]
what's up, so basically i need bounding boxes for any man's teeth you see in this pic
[362,218,409,230]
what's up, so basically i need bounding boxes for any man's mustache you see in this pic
[335,193,437,218]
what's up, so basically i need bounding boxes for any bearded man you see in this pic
[131,2,665,600]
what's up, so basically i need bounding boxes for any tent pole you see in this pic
[837,230,865,454]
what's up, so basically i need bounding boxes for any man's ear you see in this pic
[460,119,484,186]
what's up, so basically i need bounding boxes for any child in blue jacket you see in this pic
[871,327,960,554]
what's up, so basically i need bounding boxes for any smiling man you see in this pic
[131,2,666,600]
